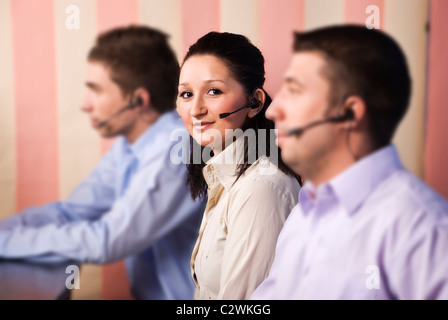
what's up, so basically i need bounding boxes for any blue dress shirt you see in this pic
[0,111,205,300]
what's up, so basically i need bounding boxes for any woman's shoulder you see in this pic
[233,155,301,198]
[225,156,300,221]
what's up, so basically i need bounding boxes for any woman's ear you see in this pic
[247,88,266,118]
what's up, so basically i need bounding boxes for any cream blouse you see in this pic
[190,136,300,299]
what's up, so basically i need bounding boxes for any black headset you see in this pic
[219,91,262,119]
[97,96,144,128]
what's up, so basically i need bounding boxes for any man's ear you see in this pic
[247,88,266,118]
[133,87,151,110]
[341,95,367,129]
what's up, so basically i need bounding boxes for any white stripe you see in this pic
[139,0,183,63]
[0,0,16,218]
[54,0,101,199]
[304,0,344,30]
[385,0,428,178]
[220,0,261,47]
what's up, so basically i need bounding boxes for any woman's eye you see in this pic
[208,88,222,96]
[179,91,192,99]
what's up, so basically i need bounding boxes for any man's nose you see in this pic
[265,95,283,121]
[80,94,93,113]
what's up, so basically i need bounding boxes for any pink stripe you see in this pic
[344,0,384,28]
[260,0,304,96]
[424,0,448,198]
[97,0,139,34]
[180,0,220,58]
[11,0,59,211]
[97,0,139,300]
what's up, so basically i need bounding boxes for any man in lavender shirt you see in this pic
[251,25,448,300]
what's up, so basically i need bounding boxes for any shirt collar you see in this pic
[330,144,402,216]
[203,134,256,191]
[120,110,178,163]
[299,144,402,216]
[299,181,335,216]
[298,182,316,215]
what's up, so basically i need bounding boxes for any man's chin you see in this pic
[281,151,301,174]
[97,130,118,139]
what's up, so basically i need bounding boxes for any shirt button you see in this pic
[210,165,214,170]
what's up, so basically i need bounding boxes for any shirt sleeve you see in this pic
[0,146,118,232]
[250,232,284,300]
[217,178,297,299]
[249,256,279,300]
[0,147,201,264]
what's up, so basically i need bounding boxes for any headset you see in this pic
[219,91,261,119]
[97,96,143,128]
[287,108,354,136]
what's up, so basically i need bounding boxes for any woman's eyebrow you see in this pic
[179,79,228,87]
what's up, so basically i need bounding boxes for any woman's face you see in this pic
[177,54,250,152]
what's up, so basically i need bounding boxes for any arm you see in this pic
[217,179,297,300]
[0,147,117,231]
[0,150,201,264]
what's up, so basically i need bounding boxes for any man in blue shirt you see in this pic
[0,26,205,300]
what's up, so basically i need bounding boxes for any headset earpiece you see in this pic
[135,96,143,107]
[248,98,261,109]
[343,108,354,120]
[219,92,261,119]
[128,96,143,109]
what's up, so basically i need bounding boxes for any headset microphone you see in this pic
[287,109,354,136]
[97,96,143,128]
[219,99,260,119]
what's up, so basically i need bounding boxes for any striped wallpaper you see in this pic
[0,0,446,300]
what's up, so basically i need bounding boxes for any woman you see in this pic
[177,31,301,299]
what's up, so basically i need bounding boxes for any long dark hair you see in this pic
[183,32,301,200]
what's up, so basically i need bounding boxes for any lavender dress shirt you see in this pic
[252,145,448,299]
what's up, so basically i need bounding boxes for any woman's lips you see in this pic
[193,121,215,131]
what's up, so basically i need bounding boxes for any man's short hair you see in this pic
[294,25,411,148]
[88,25,180,113]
